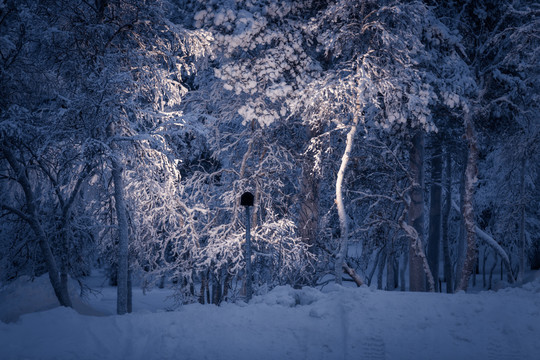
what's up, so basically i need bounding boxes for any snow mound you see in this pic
[251,285,321,307]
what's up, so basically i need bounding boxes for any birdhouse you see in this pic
[240,191,254,207]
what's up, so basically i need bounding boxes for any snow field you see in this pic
[1,273,540,360]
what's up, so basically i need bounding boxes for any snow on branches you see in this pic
[194,0,319,127]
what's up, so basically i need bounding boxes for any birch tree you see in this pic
[436,0,540,288]
[292,0,478,290]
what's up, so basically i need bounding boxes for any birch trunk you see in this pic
[334,120,358,284]
[399,215,435,292]
[112,156,130,315]
[456,113,479,291]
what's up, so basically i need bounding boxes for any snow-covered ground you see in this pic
[1,270,539,360]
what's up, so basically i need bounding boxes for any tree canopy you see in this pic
[1,0,538,310]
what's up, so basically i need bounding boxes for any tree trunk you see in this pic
[112,156,129,315]
[518,156,526,282]
[408,131,426,292]
[1,146,72,307]
[454,148,467,291]
[206,273,211,304]
[127,268,133,313]
[456,113,479,291]
[299,161,320,247]
[377,249,387,290]
[212,272,222,305]
[334,119,358,284]
[427,138,443,291]
[299,127,321,250]
[199,272,206,304]
[442,148,453,293]
[222,272,231,301]
[386,238,397,291]
[400,251,408,291]
[59,226,71,308]
[482,249,488,288]
[488,253,497,289]
[367,248,382,286]
[531,245,540,270]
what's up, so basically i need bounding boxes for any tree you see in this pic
[476,0,539,283]
[0,141,72,307]
[1,0,211,313]
[427,134,443,291]
[292,0,482,290]
[0,0,96,307]
[436,0,540,288]
[81,0,211,313]
[181,0,322,297]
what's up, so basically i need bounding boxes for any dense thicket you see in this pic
[1,0,538,312]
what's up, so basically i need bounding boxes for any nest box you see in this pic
[240,192,254,207]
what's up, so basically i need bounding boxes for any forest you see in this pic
[0,0,539,319]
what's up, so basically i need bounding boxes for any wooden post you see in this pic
[241,191,254,301]
[245,205,252,301]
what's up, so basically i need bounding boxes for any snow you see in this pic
[1,271,540,360]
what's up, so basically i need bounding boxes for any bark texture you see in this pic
[408,131,426,292]
[299,128,321,248]
[334,120,358,284]
[427,139,443,291]
[455,149,467,290]
[299,165,320,246]
[518,156,526,282]
[457,114,478,291]
[442,149,453,293]
[112,157,130,315]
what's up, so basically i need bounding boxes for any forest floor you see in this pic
[1,269,539,360]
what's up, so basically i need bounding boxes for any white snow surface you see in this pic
[1,270,540,360]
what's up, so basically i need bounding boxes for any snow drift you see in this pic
[1,272,539,360]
